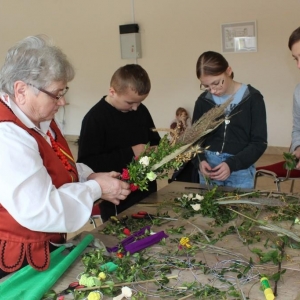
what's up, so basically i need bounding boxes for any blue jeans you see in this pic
[199,150,255,189]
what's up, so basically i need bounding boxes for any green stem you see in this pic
[77,275,178,292]
[228,208,265,225]
[216,191,258,201]
[274,241,285,296]
[178,294,194,300]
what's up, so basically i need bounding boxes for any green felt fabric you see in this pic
[0,234,94,300]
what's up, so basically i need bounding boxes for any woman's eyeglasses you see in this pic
[28,83,69,101]
[200,79,224,92]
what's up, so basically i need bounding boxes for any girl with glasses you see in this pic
[192,51,267,188]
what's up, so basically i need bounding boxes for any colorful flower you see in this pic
[187,193,194,200]
[98,272,106,280]
[130,183,139,191]
[146,171,157,181]
[179,237,191,248]
[79,274,96,287]
[195,194,204,201]
[121,168,130,180]
[87,291,101,300]
[191,203,201,211]
[139,156,150,166]
[123,228,131,236]
[125,135,191,191]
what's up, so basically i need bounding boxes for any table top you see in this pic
[52,182,300,300]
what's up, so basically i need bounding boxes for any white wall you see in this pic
[0,0,299,147]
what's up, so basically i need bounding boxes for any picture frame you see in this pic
[221,21,257,53]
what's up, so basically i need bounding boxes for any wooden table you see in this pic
[52,182,300,300]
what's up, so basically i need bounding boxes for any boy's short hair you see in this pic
[176,107,188,116]
[288,27,300,50]
[110,64,151,95]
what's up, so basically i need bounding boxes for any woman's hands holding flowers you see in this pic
[88,171,131,204]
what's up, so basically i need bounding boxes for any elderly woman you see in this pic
[0,35,131,278]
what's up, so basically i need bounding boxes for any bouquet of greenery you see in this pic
[122,96,233,191]
[283,152,299,170]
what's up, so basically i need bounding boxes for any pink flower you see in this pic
[121,168,130,180]
[130,183,139,191]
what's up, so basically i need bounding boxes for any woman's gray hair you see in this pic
[0,35,75,97]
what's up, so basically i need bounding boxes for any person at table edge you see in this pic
[0,35,130,278]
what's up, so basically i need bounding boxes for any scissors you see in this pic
[56,281,85,296]
[131,211,177,221]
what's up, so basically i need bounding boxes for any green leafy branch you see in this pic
[283,152,298,170]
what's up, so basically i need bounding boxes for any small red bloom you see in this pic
[130,183,139,191]
[121,168,130,180]
[123,228,131,236]
[117,252,124,258]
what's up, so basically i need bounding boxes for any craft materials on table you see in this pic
[131,210,177,221]
[112,286,132,300]
[0,234,94,300]
[56,281,85,297]
[106,225,168,255]
[260,277,275,300]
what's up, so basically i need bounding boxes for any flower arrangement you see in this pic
[121,135,187,191]
[173,187,249,224]
[122,96,234,191]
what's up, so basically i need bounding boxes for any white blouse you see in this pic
[0,96,101,233]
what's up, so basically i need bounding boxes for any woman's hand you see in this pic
[88,172,131,204]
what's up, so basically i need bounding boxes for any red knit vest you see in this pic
[0,100,79,272]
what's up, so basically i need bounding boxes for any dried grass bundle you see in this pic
[150,96,234,171]
[125,96,234,190]
[176,95,234,145]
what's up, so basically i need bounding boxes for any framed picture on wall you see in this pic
[221,21,257,53]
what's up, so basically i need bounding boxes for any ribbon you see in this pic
[107,226,168,254]
[0,234,94,300]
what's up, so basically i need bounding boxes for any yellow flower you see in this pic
[88,291,101,300]
[179,237,191,248]
[98,272,106,280]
